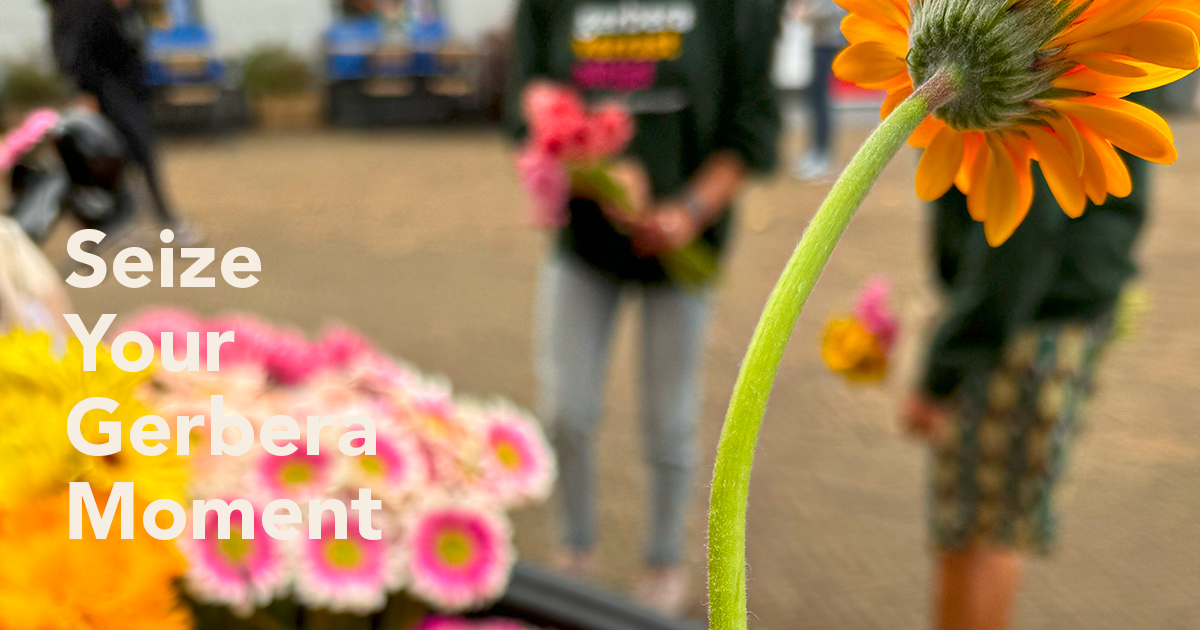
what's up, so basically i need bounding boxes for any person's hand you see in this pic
[901,393,949,445]
[631,203,702,257]
[73,93,100,112]
[599,159,653,231]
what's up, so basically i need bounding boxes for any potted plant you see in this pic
[241,45,319,130]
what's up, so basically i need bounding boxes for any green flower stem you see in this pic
[707,83,951,630]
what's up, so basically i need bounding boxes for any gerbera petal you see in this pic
[1054,62,1193,96]
[977,138,1027,246]
[1073,119,1110,205]
[1045,114,1086,173]
[1066,20,1200,70]
[1051,0,1165,47]
[1078,125,1134,198]
[842,13,910,50]
[908,115,945,149]
[833,42,909,88]
[955,133,984,195]
[834,0,909,29]
[1027,126,1088,218]
[916,126,964,201]
[1053,96,1177,164]
[1076,54,1151,77]
[1149,8,1200,40]
[880,85,914,119]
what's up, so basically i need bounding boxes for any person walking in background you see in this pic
[904,150,1150,630]
[790,0,846,181]
[508,0,781,616]
[46,0,200,245]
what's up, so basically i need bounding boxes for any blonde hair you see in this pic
[0,217,72,333]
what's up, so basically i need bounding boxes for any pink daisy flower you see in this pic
[316,325,378,371]
[853,276,899,353]
[415,617,530,630]
[515,149,570,229]
[406,502,514,612]
[179,501,289,616]
[339,428,429,502]
[479,409,555,506]
[294,515,404,614]
[255,448,334,501]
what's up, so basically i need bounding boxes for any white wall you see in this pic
[0,0,517,63]
[0,1,51,62]
[440,0,516,44]
[203,0,332,59]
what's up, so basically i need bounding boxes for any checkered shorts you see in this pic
[929,319,1110,554]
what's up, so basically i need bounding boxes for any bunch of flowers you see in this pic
[821,277,899,383]
[120,310,556,618]
[515,81,717,285]
[0,108,59,172]
[515,81,634,229]
[0,330,191,628]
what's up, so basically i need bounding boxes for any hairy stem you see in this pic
[706,75,953,630]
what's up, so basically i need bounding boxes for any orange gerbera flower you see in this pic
[834,0,1200,245]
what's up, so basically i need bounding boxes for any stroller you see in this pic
[3,108,134,245]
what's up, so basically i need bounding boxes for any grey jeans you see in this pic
[535,254,712,566]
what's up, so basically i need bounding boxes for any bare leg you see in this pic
[935,546,1023,630]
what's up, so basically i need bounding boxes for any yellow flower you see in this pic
[0,494,192,630]
[834,0,1200,245]
[0,331,187,508]
[821,318,889,383]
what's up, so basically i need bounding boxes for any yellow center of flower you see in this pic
[219,526,252,562]
[359,455,386,477]
[495,441,523,470]
[435,531,475,567]
[326,540,362,569]
[281,463,311,485]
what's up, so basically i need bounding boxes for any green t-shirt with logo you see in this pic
[507,0,783,284]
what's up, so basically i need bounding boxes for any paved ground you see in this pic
[24,113,1200,628]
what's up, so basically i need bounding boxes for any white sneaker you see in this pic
[633,566,690,617]
[792,150,833,182]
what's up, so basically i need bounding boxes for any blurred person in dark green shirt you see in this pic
[507,0,781,614]
[905,149,1148,630]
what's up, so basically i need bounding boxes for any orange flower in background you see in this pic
[834,0,1200,245]
[822,318,889,383]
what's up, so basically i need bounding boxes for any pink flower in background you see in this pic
[0,109,59,171]
[294,516,404,614]
[415,617,530,630]
[521,82,586,134]
[853,276,899,353]
[256,449,334,501]
[479,409,555,506]
[587,102,634,158]
[316,325,376,371]
[515,150,570,228]
[516,82,636,229]
[341,428,429,502]
[180,500,289,616]
[406,502,514,612]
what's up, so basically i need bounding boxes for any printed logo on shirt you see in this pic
[571,1,696,92]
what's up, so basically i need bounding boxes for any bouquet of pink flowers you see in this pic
[0,109,59,172]
[516,82,718,285]
[119,310,556,621]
